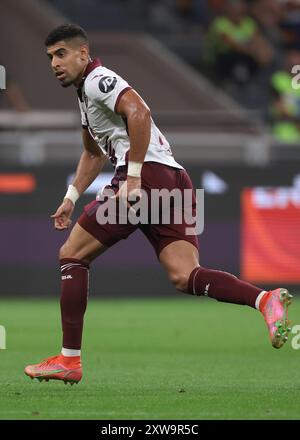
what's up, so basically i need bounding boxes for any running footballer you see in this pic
[25,25,293,385]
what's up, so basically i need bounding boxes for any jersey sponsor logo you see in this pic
[98,76,117,93]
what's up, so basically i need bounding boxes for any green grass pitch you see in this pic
[0,296,299,420]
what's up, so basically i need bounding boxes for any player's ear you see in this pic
[80,44,89,60]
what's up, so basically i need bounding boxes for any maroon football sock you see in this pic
[60,258,90,350]
[188,266,262,308]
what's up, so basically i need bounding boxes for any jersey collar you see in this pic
[83,57,102,80]
[78,58,102,89]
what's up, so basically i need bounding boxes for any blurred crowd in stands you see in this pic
[149,0,300,142]
[4,0,300,142]
[0,65,30,112]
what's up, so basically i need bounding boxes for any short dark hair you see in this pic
[45,24,88,47]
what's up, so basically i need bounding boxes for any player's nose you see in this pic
[51,57,60,71]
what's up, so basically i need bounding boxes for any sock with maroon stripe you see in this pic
[60,258,89,350]
[188,266,262,308]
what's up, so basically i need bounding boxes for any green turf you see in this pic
[0,296,300,420]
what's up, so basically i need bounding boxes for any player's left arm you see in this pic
[115,89,151,197]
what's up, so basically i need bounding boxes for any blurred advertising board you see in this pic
[241,181,300,283]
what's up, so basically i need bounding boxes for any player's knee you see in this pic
[169,272,189,293]
[59,242,91,264]
[59,242,77,260]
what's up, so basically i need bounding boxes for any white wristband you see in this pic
[127,161,143,178]
[64,184,79,205]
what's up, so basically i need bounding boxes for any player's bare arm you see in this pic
[72,128,107,195]
[51,129,106,230]
[115,89,151,200]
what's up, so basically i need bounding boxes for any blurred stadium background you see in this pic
[1,0,300,298]
[1,0,300,422]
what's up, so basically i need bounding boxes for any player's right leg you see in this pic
[59,222,107,354]
[25,182,138,384]
[24,223,107,385]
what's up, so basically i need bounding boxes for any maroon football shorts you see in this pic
[77,161,199,258]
